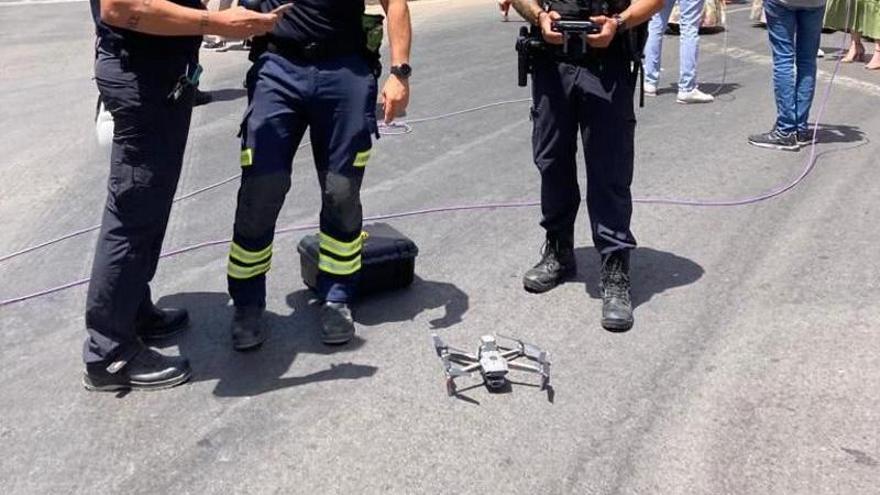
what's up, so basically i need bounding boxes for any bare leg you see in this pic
[866,41,880,70]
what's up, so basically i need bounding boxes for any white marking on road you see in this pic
[724,6,754,14]
[702,42,880,97]
[0,0,86,6]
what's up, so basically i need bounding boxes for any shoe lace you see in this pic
[601,257,631,303]
[537,241,561,271]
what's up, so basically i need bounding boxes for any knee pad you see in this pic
[321,172,363,233]
[234,172,292,239]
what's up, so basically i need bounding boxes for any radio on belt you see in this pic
[298,223,419,296]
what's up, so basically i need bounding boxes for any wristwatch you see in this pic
[613,14,628,32]
[390,63,412,79]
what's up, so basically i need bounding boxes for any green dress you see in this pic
[824,0,880,39]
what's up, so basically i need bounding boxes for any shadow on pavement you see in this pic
[341,275,469,330]
[205,88,247,103]
[572,246,704,309]
[153,291,377,398]
[808,123,865,145]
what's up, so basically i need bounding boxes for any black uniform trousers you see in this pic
[531,53,638,255]
[83,45,195,365]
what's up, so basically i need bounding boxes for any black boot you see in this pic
[83,347,191,392]
[600,251,634,331]
[135,304,189,341]
[321,302,355,345]
[231,306,267,351]
[523,236,576,293]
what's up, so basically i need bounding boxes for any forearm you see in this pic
[618,0,664,28]
[381,0,411,65]
[511,0,544,25]
[101,0,211,36]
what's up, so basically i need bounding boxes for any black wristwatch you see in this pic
[390,63,412,79]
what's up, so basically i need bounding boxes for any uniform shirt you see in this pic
[547,0,631,18]
[89,0,204,55]
[265,0,366,49]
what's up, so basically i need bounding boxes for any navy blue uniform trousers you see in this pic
[83,45,195,365]
[531,55,638,255]
[227,52,378,307]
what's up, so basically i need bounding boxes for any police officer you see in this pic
[83,0,281,391]
[511,0,662,331]
[225,0,412,349]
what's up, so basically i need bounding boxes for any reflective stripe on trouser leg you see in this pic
[319,232,362,276]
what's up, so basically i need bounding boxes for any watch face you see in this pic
[395,64,412,77]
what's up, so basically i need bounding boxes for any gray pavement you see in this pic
[1,0,878,493]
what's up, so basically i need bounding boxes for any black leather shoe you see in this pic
[135,306,189,341]
[600,251,634,331]
[83,348,191,392]
[523,236,576,293]
[321,302,355,345]
[231,306,267,351]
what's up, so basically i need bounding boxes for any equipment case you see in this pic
[297,223,419,296]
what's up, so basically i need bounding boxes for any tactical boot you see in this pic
[83,347,191,392]
[523,237,576,293]
[600,251,634,331]
[231,306,267,351]
[135,305,189,342]
[321,302,355,345]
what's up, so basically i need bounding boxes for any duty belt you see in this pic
[266,39,357,62]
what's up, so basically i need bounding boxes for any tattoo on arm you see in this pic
[511,0,543,25]
[126,15,141,29]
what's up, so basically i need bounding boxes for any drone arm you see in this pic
[508,361,541,374]
[447,350,479,363]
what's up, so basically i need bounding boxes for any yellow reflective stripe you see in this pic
[227,259,272,280]
[241,148,253,167]
[319,232,362,258]
[318,254,362,276]
[229,242,272,264]
[353,149,371,168]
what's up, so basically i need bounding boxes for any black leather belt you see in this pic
[266,39,356,62]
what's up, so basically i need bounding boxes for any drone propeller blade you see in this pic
[523,342,546,361]
[497,333,546,360]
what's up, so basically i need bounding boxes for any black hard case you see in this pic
[297,223,419,295]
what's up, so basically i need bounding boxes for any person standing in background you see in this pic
[748,0,827,150]
[824,0,880,69]
[643,0,716,103]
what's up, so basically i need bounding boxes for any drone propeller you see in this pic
[498,333,547,361]
[538,351,551,389]
[431,333,447,357]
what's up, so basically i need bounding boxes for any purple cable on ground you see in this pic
[0,27,851,307]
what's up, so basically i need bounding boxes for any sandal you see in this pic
[842,44,867,63]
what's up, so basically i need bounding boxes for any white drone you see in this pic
[431,333,551,397]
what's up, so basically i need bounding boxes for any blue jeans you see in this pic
[644,0,706,91]
[764,0,825,134]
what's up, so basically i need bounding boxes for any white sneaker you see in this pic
[817,48,825,58]
[676,87,714,104]
[644,82,657,97]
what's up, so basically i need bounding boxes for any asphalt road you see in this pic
[1,0,878,493]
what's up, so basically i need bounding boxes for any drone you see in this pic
[431,333,551,396]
